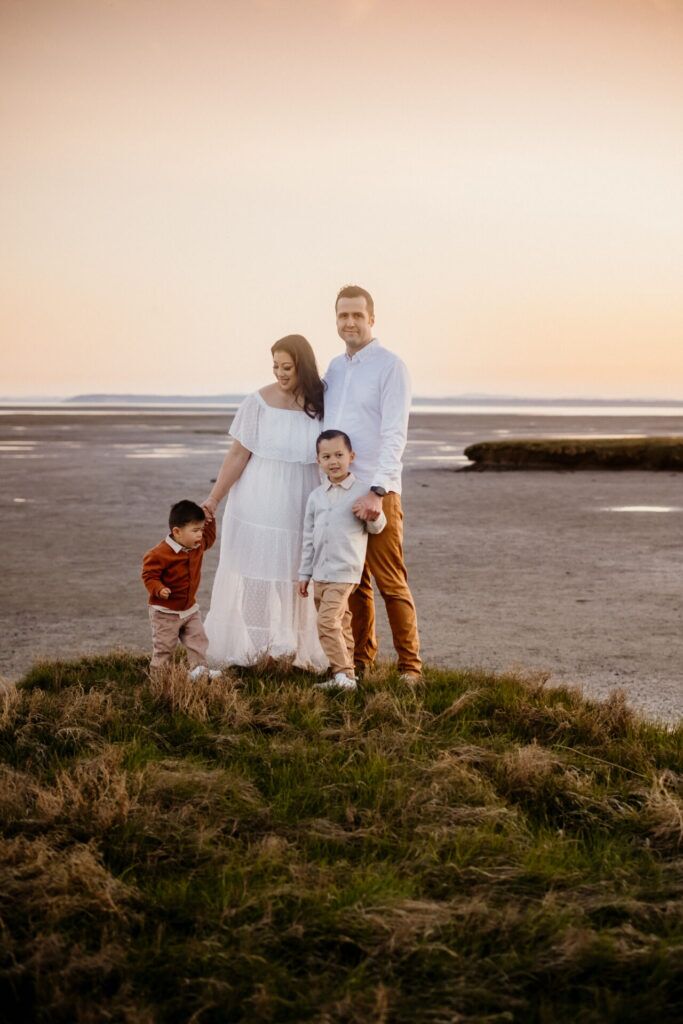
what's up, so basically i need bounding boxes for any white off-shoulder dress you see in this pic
[204,391,327,670]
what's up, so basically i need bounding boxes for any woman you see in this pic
[202,335,327,670]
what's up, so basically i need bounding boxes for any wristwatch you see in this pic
[370,485,387,497]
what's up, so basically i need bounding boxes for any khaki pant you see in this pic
[313,581,357,676]
[348,491,422,674]
[148,607,208,670]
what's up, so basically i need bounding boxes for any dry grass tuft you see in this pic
[143,758,263,818]
[0,835,139,925]
[148,662,248,723]
[0,682,21,727]
[644,771,683,852]
[0,764,36,823]
[434,688,483,721]
[502,742,561,790]
[43,746,141,831]
[590,688,637,734]
[359,690,426,739]
[354,897,454,952]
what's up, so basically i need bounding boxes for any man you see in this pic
[323,284,422,682]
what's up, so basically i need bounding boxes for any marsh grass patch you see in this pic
[0,653,680,1022]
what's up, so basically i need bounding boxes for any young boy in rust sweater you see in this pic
[141,500,220,678]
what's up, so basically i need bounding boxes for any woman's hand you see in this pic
[201,496,218,522]
[297,580,310,598]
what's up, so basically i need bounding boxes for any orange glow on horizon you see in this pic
[1,0,682,398]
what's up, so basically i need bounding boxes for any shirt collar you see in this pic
[324,471,356,491]
[345,337,378,364]
[165,534,192,553]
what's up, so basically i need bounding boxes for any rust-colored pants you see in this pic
[313,581,357,676]
[148,607,208,669]
[348,492,422,674]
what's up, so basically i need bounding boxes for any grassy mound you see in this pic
[1,654,681,1022]
[464,437,683,471]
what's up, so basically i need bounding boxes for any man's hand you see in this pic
[297,580,309,597]
[201,496,218,522]
[158,587,172,599]
[352,491,384,522]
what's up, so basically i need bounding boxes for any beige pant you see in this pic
[148,608,208,670]
[313,581,357,676]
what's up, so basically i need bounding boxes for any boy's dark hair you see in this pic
[169,500,206,531]
[335,284,374,318]
[316,429,353,453]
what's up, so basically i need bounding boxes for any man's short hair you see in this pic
[335,285,374,318]
[316,429,353,453]
[169,500,206,531]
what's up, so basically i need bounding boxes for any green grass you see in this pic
[464,436,683,470]
[1,653,681,1022]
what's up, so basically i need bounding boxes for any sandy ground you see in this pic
[1,409,681,722]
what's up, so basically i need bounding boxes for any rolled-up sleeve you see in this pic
[373,359,411,493]
[366,509,387,535]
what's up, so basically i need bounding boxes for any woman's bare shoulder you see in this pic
[258,383,279,402]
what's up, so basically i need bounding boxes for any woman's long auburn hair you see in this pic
[270,334,325,420]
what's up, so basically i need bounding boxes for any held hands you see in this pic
[352,491,383,522]
[158,587,172,599]
[201,496,218,522]
[297,581,309,598]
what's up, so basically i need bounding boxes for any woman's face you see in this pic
[272,349,298,393]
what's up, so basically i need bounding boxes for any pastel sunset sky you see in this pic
[2,0,682,398]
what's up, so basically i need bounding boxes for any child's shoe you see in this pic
[188,665,222,681]
[314,672,357,691]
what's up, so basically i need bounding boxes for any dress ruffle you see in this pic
[230,392,319,465]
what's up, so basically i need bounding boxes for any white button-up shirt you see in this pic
[323,338,411,494]
[298,473,387,584]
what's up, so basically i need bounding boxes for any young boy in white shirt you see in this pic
[298,430,386,690]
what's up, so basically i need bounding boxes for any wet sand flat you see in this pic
[1,409,681,722]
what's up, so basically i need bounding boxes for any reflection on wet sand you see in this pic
[600,506,681,513]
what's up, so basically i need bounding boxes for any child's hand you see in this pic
[353,492,383,522]
[297,581,309,598]
[159,587,172,599]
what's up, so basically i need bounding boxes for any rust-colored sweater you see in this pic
[141,518,216,612]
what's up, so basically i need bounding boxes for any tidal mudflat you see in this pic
[2,408,682,721]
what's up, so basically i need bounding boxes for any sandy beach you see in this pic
[1,408,681,722]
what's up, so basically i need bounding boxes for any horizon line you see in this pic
[2,393,683,406]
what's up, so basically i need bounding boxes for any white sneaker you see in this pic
[188,665,221,680]
[315,672,357,691]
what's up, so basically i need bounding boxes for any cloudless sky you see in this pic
[2,0,682,397]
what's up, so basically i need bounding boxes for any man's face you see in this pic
[336,296,375,352]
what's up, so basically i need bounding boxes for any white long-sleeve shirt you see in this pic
[298,473,387,584]
[323,338,411,494]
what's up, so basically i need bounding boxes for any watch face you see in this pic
[371,486,386,497]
